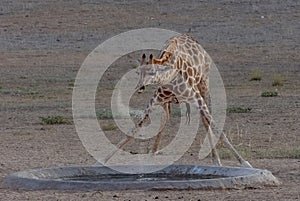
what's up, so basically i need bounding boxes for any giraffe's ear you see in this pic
[149,54,153,64]
[140,54,146,65]
[136,54,146,65]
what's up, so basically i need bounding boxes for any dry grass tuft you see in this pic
[249,69,263,81]
[272,74,285,86]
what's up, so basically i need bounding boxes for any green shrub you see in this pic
[40,115,69,125]
[261,91,278,97]
[227,107,252,113]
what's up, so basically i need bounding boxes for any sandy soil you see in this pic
[0,0,299,200]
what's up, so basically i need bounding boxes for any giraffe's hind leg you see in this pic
[187,89,221,166]
[194,96,252,168]
[198,77,210,110]
[199,109,222,166]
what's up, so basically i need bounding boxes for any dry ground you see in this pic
[0,0,299,200]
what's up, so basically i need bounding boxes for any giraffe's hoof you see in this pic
[212,159,222,166]
[241,161,253,168]
[126,130,135,137]
[127,128,137,137]
[148,149,162,155]
[126,130,133,137]
[154,150,163,155]
[213,162,222,166]
[148,150,155,154]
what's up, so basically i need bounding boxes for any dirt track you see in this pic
[0,0,299,200]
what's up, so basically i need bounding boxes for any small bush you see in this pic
[227,107,252,113]
[40,115,69,125]
[261,91,278,97]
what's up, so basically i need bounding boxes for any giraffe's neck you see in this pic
[153,69,177,86]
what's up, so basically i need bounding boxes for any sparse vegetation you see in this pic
[220,129,300,160]
[96,109,143,119]
[272,74,285,86]
[227,107,252,113]
[102,123,118,131]
[219,146,300,160]
[0,88,43,98]
[96,110,114,119]
[220,123,300,160]
[40,115,69,125]
[261,91,278,97]
[218,146,252,160]
[255,147,300,159]
[249,69,263,81]
[219,124,253,160]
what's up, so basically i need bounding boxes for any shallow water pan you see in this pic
[2,165,280,191]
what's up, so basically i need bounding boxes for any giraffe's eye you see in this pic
[149,68,157,75]
[148,72,156,76]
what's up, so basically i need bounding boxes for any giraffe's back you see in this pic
[159,34,212,97]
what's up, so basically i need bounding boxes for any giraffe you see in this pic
[105,61,252,168]
[104,34,252,168]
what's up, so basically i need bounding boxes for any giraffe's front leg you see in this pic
[129,92,166,141]
[152,102,170,154]
[135,90,173,154]
[135,96,156,129]
[103,96,157,163]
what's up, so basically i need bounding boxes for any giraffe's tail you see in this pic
[185,103,191,125]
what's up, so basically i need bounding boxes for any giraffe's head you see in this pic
[135,54,176,93]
